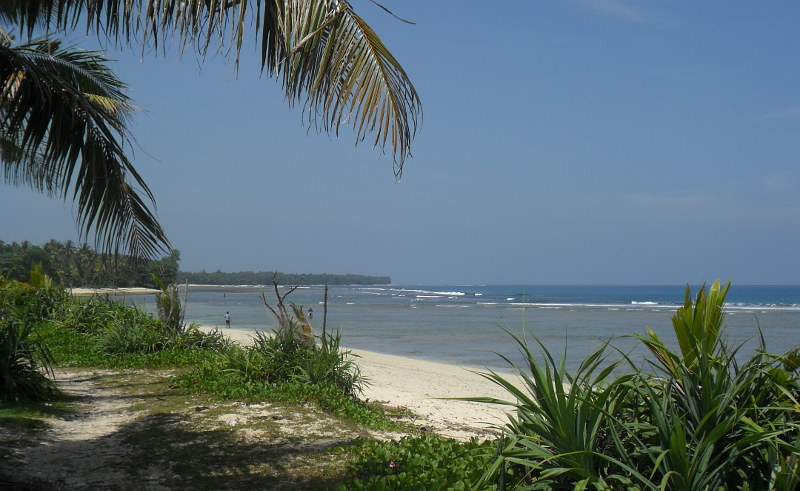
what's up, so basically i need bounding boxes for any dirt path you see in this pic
[2,370,163,489]
[0,369,396,490]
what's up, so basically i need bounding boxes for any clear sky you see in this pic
[2,1,799,285]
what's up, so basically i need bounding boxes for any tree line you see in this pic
[0,240,389,287]
[0,240,180,288]
[177,270,391,286]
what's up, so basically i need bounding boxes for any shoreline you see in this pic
[69,287,161,296]
[200,326,515,440]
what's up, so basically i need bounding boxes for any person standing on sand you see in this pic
[224,311,230,328]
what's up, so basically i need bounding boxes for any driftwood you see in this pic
[260,273,313,345]
[322,284,329,338]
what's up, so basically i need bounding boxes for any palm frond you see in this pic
[7,0,421,176]
[0,36,169,258]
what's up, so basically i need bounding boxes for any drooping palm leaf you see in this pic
[6,0,421,176]
[0,35,170,258]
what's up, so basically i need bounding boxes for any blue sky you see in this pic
[2,1,799,285]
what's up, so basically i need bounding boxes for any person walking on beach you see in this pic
[224,311,230,328]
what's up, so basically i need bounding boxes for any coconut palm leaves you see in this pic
[5,0,421,177]
[275,2,420,176]
[1,33,170,258]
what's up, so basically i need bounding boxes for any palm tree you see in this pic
[1,1,421,258]
[1,32,170,258]
[77,243,97,286]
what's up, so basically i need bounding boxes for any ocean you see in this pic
[124,284,799,374]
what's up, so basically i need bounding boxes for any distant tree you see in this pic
[0,239,180,288]
[177,269,390,286]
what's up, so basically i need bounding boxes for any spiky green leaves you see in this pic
[1,35,170,258]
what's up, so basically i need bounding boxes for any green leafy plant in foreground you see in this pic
[339,435,500,491]
[465,333,640,490]
[0,316,59,403]
[0,275,61,402]
[468,280,800,490]
[631,280,800,490]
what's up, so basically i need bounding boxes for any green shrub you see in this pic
[301,330,365,398]
[176,329,387,428]
[630,280,800,490]
[52,292,226,358]
[0,317,59,403]
[339,435,500,490]
[0,276,61,402]
[469,280,800,490]
[0,272,66,324]
[210,328,366,397]
[98,313,164,354]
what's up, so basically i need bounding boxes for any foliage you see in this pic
[631,280,800,490]
[0,316,59,403]
[466,334,637,490]
[7,0,421,173]
[177,269,391,286]
[176,328,374,423]
[2,268,224,371]
[469,280,800,490]
[0,32,170,258]
[1,266,381,432]
[0,266,67,323]
[55,290,222,357]
[339,435,501,491]
[152,274,185,331]
[3,0,421,258]
[0,240,180,287]
[302,328,365,398]
[0,276,60,402]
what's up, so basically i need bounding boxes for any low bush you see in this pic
[0,277,61,402]
[0,316,59,403]
[339,435,501,490]
[176,328,387,428]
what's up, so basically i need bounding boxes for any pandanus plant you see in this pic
[470,280,800,490]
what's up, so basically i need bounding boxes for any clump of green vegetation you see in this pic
[338,435,502,490]
[175,324,386,428]
[172,276,388,428]
[467,280,800,490]
[0,273,62,402]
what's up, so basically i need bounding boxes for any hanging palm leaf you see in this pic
[5,0,421,176]
[0,34,170,258]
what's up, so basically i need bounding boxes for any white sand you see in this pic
[202,327,518,440]
[69,287,160,296]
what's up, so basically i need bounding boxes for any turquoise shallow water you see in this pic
[124,284,799,373]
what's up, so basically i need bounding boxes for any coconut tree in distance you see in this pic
[1,0,421,259]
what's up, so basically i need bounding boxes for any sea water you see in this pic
[125,284,799,374]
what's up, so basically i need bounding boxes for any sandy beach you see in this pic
[69,287,161,296]
[202,327,516,440]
